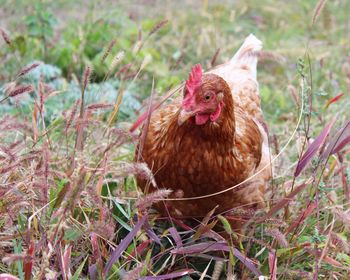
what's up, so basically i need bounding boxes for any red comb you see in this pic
[185,64,202,96]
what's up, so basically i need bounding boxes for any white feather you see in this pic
[230,34,262,79]
[209,34,262,81]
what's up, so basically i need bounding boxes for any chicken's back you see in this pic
[209,34,263,121]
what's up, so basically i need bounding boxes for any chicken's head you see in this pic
[178,64,230,126]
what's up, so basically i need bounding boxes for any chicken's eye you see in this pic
[204,94,212,101]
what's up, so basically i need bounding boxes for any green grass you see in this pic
[1,0,350,279]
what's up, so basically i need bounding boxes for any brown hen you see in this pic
[134,34,271,232]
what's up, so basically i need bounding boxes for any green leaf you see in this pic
[276,246,303,258]
[141,249,152,276]
[112,198,130,219]
[17,213,26,231]
[71,256,88,280]
[52,180,70,210]
[14,240,24,280]
[113,214,132,232]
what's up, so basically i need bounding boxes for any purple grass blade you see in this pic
[232,248,262,277]
[188,253,227,262]
[103,215,147,276]
[321,120,350,159]
[286,201,317,235]
[169,227,183,248]
[24,242,34,280]
[144,220,161,245]
[334,135,350,154]
[171,242,262,276]
[269,251,277,280]
[0,274,20,280]
[171,241,229,254]
[295,117,337,176]
[89,265,97,280]
[202,230,226,242]
[139,269,195,280]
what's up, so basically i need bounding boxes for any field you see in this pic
[1,0,350,279]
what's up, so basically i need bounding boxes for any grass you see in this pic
[0,0,350,279]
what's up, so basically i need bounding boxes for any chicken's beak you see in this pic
[178,109,195,126]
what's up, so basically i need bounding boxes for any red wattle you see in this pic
[195,114,210,125]
[210,102,222,122]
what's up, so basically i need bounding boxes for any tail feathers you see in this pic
[231,34,262,78]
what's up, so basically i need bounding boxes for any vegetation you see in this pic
[0,0,349,279]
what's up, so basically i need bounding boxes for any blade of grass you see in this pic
[171,242,262,276]
[324,93,344,109]
[269,251,277,280]
[143,220,161,245]
[295,116,336,176]
[127,240,151,261]
[169,227,183,248]
[0,274,20,280]
[24,242,34,280]
[106,86,124,130]
[113,214,132,232]
[103,215,147,277]
[140,269,194,280]
[322,120,350,159]
[137,77,155,162]
[199,259,213,280]
[286,201,317,235]
[71,256,88,280]
[194,206,218,240]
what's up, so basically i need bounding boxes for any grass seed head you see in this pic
[0,28,11,45]
[82,65,93,92]
[101,39,116,63]
[135,188,172,211]
[110,51,125,71]
[148,19,168,37]
[17,62,41,78]
[9,84,34,97]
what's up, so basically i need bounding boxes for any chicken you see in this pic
[134,34,271,231]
